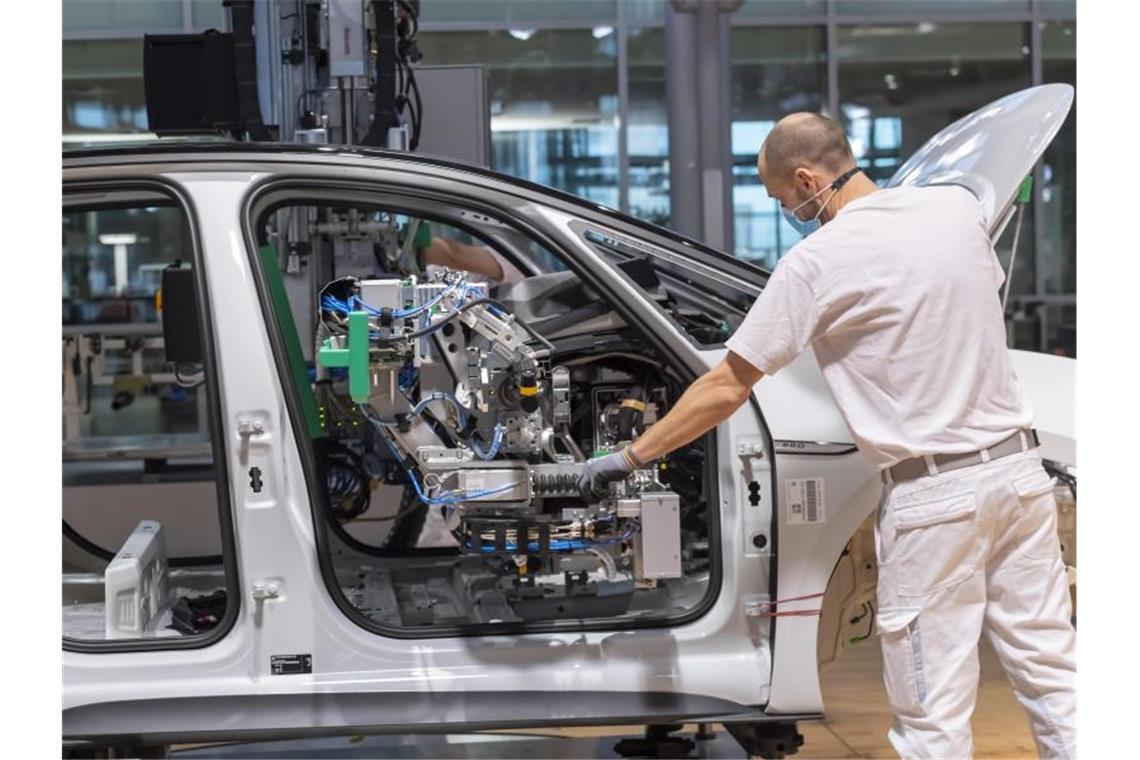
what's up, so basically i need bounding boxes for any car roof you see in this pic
[63,141,770,283]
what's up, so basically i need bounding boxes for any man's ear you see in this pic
[792,166,816,193]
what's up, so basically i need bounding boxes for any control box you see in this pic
[104,520,168,639]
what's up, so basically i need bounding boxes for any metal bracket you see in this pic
[744,595,772,618]
[237,417,267,462]
[251,581,280,603]
[237,418,266,438]
[737,441,765,459]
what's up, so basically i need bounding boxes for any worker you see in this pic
[419,234,524,285]
[579,113,1076,759]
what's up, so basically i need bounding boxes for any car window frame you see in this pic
[568,221,764,351]
[62,178,242,654]
[241,173,728,640]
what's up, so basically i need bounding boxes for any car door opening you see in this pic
[250,193,719,633]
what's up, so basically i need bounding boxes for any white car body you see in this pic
[62,84,1074,754]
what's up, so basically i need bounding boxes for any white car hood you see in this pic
[886,83,1074,233]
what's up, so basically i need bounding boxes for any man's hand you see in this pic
[577,450,637,503]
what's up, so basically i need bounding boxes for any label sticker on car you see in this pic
[787,478,825,525]
[271,654,312,675]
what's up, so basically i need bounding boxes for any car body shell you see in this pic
[61,84,1075,746]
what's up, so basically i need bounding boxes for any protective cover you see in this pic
[886,83,1074,232]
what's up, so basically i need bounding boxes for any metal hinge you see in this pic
[744,596,771,618]
[251,581,280,603]
[237,418,266,438]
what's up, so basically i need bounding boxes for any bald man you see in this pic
[579,112,1076,758]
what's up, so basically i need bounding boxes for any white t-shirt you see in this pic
[725,184,1033,470]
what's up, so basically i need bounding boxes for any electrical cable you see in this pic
[323,440,372,521]
[174,362,206,388]
[365,412,515,505]
[373,297,551,349]
[470,424,506,461]
[412,391,468,429]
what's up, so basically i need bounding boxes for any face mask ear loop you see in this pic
[813,186,842,222]
[790,181,831,220]
[788,167,861,221]
[812,167,861,222]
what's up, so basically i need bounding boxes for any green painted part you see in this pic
[1018,175,1034,204]
[348,311,370,403]
[401,220,432,249]
[260,244,324,438]
[316,341,349,367]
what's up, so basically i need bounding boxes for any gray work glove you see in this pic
[577,449,639,503]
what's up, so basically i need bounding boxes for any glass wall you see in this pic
[1041,20,1076,355]
[728,2,1075,353]
[1041,21,1075,295]
[63,0,1076,353]
[63,39,147,138]
[627,26,670,226]
[418,29,621,209]
[730,26,827,267]
[836,22,1031,182]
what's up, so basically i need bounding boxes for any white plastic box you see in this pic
[104,520,168,639]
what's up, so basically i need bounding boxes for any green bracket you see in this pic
[400,220,432,249]
[1017,175,1034,204]
[259,244,323,438]
[317,311,371,404]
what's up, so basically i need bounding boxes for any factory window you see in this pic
[63,39,148,140]
[736,0,825,17]
[835,21,1046,348]
[730,25,827,268]
[836,22,1032,184]
[835,0,1030,15]
[418,0,617,25]
[418,29,620,209]
[1040,21,1075,297]
[63,196,233,646]
[628,26,670,227]
[62,0,184,34]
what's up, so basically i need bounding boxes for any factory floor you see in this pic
[782,634,1037,758]
[175,635,1038,759]
[508,634,1037,758]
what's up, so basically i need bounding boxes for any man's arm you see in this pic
[577,352,764,501]
[629,351,764,463]
[422,237,504,282]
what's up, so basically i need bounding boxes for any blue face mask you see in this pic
[781,167,862,238]
[782,204,824,238]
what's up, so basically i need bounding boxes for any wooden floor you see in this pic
[797,636,1037,758]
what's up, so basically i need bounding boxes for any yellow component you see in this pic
[519,385,539,396]
[112,375,152,395]
[517,557,528,575]
[155,289,163,312]
[619,398,647,412]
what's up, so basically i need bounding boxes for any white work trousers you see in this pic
[874,449,1076,759]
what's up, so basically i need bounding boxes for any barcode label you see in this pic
[787,478,826,525]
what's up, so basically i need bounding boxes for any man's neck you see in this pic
[825,172,879,221]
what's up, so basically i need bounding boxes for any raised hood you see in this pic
[886,83,1074,232]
